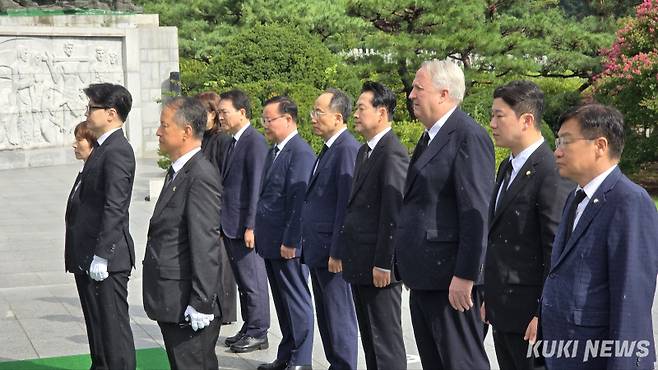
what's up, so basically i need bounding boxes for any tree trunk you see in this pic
[397,59,416,121]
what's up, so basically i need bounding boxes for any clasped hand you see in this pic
[88,255,108,282]
[184,305,214,331]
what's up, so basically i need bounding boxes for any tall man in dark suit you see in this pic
[142,97,223,370]
[483,81,572,370]
[540,104,658,370]
[301,88,359,370]
[395,59,494,370]
[341,81,409,370]
[255,96,316,370]
[217,90,271,353]
[74,83,136,370]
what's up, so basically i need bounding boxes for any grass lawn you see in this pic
[0,348,169,370]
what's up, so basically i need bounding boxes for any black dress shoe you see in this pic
[257,358,287,370]
[223,332,244,347]
[230,335,269,353]
[286,366,312,370]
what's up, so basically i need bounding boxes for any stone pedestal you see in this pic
[0,14,178,169]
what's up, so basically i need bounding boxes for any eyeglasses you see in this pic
[555,136,593,148]
[310,109,329,119]
[260,115,285,126]
[86,105,110,114]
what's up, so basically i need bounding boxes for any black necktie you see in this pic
[495,159,513,211]
[223,137,236,175]
[164,167,175,188]
[313,144,329,175]
[354,144,370,181]
[564,189,587,242]
[410,131,430,166]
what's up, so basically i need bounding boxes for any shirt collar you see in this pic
[276,130,298,152]
[427,106,457,142]
[509,137,545,173]
[367,127,392,151]
[171,147,201,174]
[96,127,121,146]
[579,164,618,200]
[325,127,347,148]
[233,122,250,141]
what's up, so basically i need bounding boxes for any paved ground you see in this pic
[0,158,655,369]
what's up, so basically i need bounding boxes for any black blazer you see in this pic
[484,142,572,333]
[142,151,223,323]
[64,172,82,272]
[395,108,495,290]
[340,130,409,285]
[201,130,232,175]
[74,129,135,273]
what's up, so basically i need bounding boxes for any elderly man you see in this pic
[395,59,495,370]
[142,97,223,370]
[301,88,360,370]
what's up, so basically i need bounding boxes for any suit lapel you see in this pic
[152,152,199,218]
[404,117,457,197]
[307,131,346,194]
[349,133,389,204]
[491,144,551,226]
[224,126,251,179]
[489,158,512,228]
[550,167,621,271]
[261,137,295,194]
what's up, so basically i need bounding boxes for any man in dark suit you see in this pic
[395,59,494,370]
[483,81,572,370]
[255,96,316,370]
[73,83,136,369]
[341,81,408,370]
[301,88,359,370]
[540,104,658,370]
[217,90,271,353]
[142,97,223,370]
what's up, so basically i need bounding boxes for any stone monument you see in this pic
[0,6,178,169]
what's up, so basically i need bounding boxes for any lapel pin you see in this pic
[525,170,532,176]
[172,186,176,192]
[593,198,599,204]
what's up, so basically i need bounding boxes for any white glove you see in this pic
[89,255,109,282]
[184,305,214,332]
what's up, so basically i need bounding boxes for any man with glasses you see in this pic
[540,104,658,370]
[483,80,572,370]
[255,96,316,370]
[72,83,136,369]
[301,88,360,370]
[216,90,271,353]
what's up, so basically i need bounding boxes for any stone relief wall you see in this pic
[0,36,124,150]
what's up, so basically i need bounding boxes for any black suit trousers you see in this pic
[351,283,406,370]
[493,329,545,370]
[158,318,221,370]
[75,272,135,370]
[409,288,489,370]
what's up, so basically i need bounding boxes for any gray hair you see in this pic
[421,58,466,103]
[325,88,353,123]
[163,96,206,139]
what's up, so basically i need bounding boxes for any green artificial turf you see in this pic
[0,348,169,370]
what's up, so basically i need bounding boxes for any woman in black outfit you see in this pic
[196,91,238,324]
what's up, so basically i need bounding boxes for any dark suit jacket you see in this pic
[340,130,409,285]
[142,151,223,323]
[220,125,269,239]
[64,172,82,272]
[74,128,135,273]
[396,108,495,290]
[541,167,658,369]
[201,130,232,175]
[255,134,316,259]
[301,130,360,268]
[484,142,572,333]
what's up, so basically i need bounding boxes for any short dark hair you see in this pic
[361,81,396,121]
[73,120,97,146]
[83,83,132,122]
[263,95,298,122]
[195,91,221,134]
[325,88,352,124]
[163,96,207,140]
[558,103,625,159]
[219,89,252,119]
[493,80,544,129]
